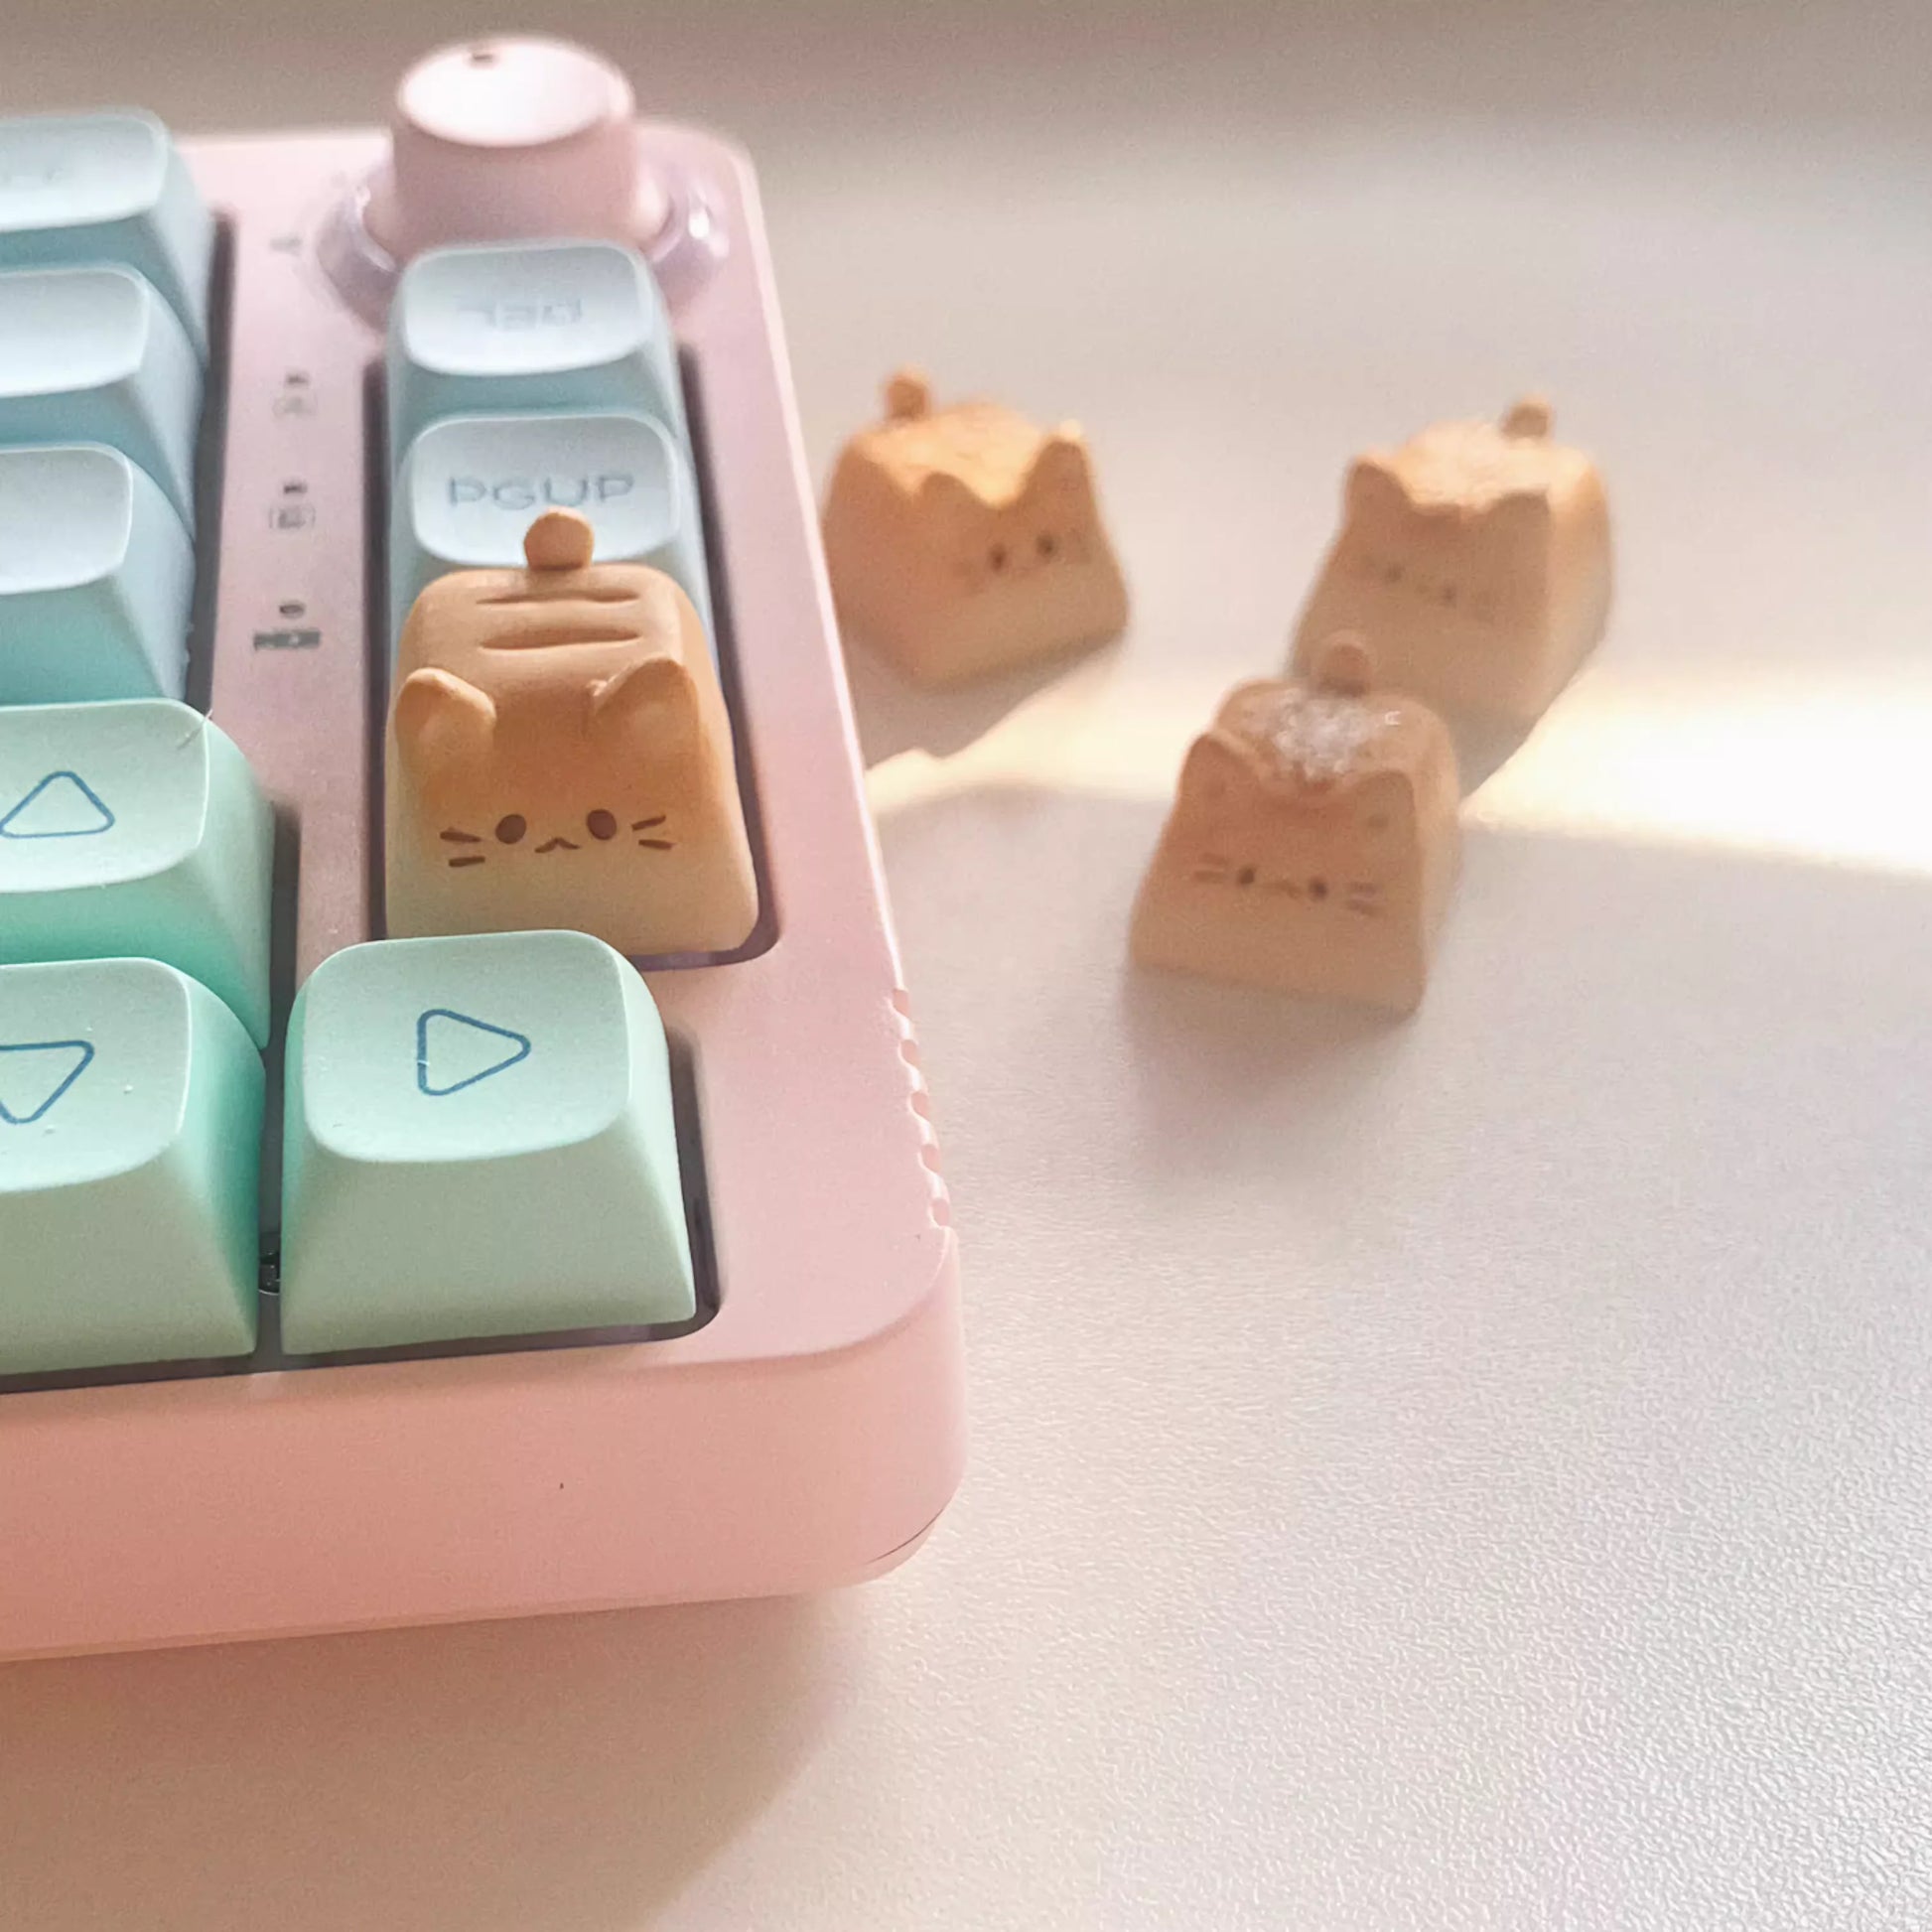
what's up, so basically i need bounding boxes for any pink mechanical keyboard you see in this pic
[0,37,964,1660]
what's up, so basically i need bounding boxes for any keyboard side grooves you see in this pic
[201,137,385,984]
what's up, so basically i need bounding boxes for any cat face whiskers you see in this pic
[634,814,676,851]
[441,827,486,868]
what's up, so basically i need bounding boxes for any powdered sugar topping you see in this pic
[1236,688,1400,780]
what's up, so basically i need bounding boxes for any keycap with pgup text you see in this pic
[0,957,262,1375]
[0,702,274,1042]
[279,930,696,1354]
[388,409,712,642]
[386,238,685,469]
[0,444,195,703]
[0,264,202,527]
[0,109,214,357]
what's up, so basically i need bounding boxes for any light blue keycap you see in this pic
[0,264,202,528]
[0,110,213,358]
[0,702,274,1044]
[387,240,684,471]
[0,957,261,1374]
[280,930,695,1354]
[0,444,194,703]
[388,409,712,646]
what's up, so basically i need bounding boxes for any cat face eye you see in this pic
[587,809,617,841]
[494,814,526,845]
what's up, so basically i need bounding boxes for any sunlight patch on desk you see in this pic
[867,661,1932,882]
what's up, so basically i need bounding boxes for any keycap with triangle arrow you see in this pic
[0,956,262,1374]
[279,928,695,1352]
[0,699,274,1042]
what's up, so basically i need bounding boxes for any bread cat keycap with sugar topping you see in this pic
[820,368,1129,685]
[385,509,757,956]
[1290,397,1611,727]
[1132,636,1460,1013]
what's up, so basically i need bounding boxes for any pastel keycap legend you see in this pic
[416,1006,532,1096]
[0,1035,94,1125]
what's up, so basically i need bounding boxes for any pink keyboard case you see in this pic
[0,126,965,1660]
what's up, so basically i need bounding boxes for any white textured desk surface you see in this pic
[5,5,1932,1927]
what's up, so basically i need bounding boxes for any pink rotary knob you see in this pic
[365,37,667,261]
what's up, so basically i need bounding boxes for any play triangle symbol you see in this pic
[416,1008,532,1097]
[0,770,115,839]
[0,1038,95,1125]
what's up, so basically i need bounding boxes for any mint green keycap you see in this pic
[0,958,261,1374]
[280,930,695,1353]
[0,264,202,528]
[0,444,194,702]
[0,702,273,1043]
[389,409,711,645]
[0,111,214,357]
[387,240,685,472]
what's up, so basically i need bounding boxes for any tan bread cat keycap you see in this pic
[1289,397,1612,728]
[820,368,1129,685]
[385,510,757,955]
[1131,636,1460,1013]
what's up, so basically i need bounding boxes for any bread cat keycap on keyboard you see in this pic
[385,510,757,956]
[0,701,274,1042]
[0,264,202,527]
[388,408,711,643]
[278,929,695,1354]
[386,238,686,468]
[0,956,262,1374]
[0,444,194,703]
[0,110,214,357]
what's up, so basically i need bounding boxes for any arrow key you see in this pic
[0,958,262,1374]
[280,930,694,1352]
[0,700,274,1043]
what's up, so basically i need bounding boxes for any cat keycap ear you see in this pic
[1311,631,1375,697]
[590,653,693,739]
[884,368,932,421]
[1029,428,1093,492]
[524,508,597,572]
[1343,453,1408,515]
[1501,395,1553,440]
[915,465,984,520]
[394,668,495,775]
[1177,729,1263,806]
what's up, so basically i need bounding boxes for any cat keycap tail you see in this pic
[384,510,758,956]
[1290,397,1611,728]
[821,371,1129,685]
[1131,643,1460,1013]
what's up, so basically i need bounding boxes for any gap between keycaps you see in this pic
[183,215,236,717]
